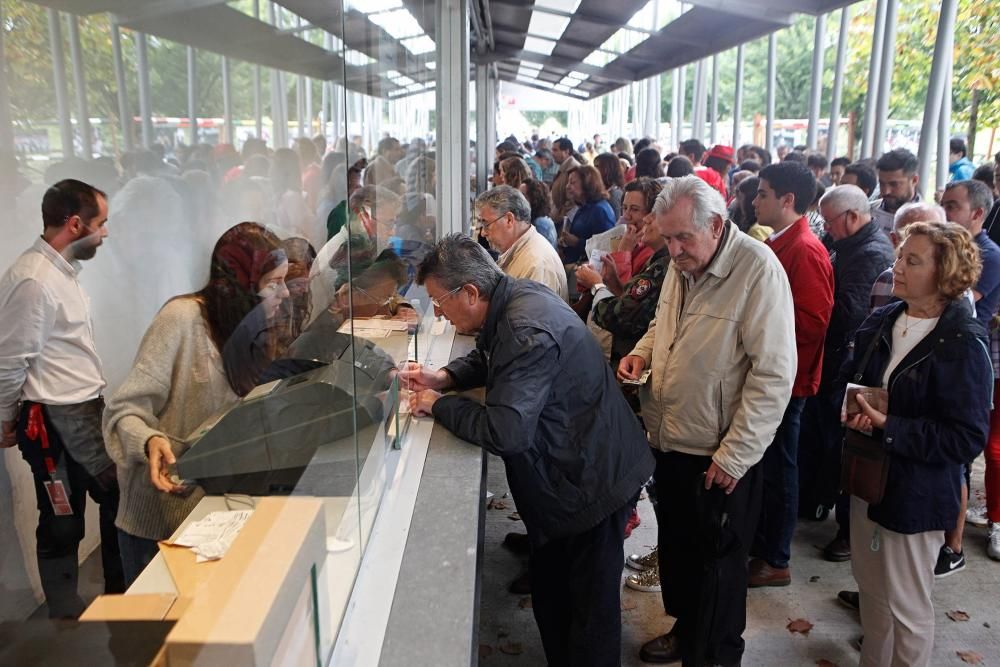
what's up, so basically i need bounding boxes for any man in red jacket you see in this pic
[749,161,834,586]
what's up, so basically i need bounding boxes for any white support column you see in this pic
[306,78,313,138]
[732,44,744,149]
[872,0,899,156]
[678,64,686,141]
[67,14,92,158]
[915,0,957,195]
[806,13,826,150]
[135,32,154,149]
[253,0,262,138]
[435,0,469,236]
[670,68,680,149]
[111,25,132,152]
[826,7,850,160]
[936,49,953,192]
[709,54,718,144]
[0,0,16,183]
[475,64,497,196]
[222,56,233,144]
[47,9,74,157]
[860,0,887,157]
[187,46,198,146]
[766,32,776,153]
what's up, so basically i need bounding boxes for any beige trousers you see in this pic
[850,497,939,667]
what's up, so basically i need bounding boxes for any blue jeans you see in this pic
[754,397,806,569]
[118,529,160,587]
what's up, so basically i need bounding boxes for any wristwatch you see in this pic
[590,282,606,296]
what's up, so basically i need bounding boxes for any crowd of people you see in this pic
[410,132,1000,666]
[2,123,1000,667]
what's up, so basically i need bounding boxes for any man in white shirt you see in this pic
[476,185,569,301]
[0,179,123,618]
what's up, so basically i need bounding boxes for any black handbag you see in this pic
[840,320,891,505]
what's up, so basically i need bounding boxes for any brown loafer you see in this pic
[748,558,791,588]
[639,631,682,664]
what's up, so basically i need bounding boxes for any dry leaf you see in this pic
[957,650,983,665]
[497,627,510,639]
[508,512,521,521]
[947,610,970,622]
[498,640,523,655]
[816,660,839,667]
[809,576,821,583]
[518,596,533,609]
[491,500,508,510]
[479,644,494,659]
[786,618,814,635]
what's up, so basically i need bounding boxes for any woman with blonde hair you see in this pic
[843,221,991,666]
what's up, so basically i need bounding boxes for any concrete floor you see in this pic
[478,453,1000,666]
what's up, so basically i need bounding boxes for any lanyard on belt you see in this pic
[25,403,57,476]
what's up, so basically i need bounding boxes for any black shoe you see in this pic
[823,536,851,562]
[502,532,530,554]
[933,545,965,578]
[639,632,681,664]
[837,590,860,611]
[507,570,531,595]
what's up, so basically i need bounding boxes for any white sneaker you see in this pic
[625,567,661,592]
[967,503,988,527]
[626,546,658,572]
[988,523,1000,561]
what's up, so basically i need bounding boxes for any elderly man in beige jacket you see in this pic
[476,185,568,301]
[618,176,796,667]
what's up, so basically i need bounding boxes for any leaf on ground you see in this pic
[957,650,984,665]
[815,660,839,667]
[490,500,508,510]
[947,609,970,622]
[809,575,821,583]
[496,627,510,639]
[518,596,532,609]
[498,640,523,655]
[786,618,814,635]
[478,644,494,659]
[508,512,521,521]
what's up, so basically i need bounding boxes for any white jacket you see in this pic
[630,222,797,479]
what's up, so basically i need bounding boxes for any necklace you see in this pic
[901,313,936,337]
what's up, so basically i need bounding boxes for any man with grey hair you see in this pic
[618,175,796,666]
[869,201,947,311]
[402,234,654,666]
[476,185,568,301]
[799,184,895,564]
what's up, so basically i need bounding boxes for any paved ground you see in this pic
[478,453,1000,666]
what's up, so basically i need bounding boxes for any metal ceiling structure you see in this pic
[24,0,867,103]
[474,0,860,100]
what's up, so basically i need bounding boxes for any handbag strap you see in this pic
[852,316,890,383]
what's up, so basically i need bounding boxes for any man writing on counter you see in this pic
[401,234,653,667]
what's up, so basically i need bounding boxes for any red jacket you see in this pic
[765,217,834,397]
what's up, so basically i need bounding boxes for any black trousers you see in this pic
[654,450,762,667]
[17,401,124,618]
[529,501,631,667]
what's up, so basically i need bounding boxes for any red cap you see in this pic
[706,144,735,164]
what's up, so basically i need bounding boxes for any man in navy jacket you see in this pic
[403,234,654,666]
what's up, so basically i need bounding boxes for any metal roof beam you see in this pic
[112,0,227,26]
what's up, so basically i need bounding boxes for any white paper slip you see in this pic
[170,510,253,563]
[337,318,409,336]
[430,319,447,335]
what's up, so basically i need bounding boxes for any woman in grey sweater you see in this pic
[103,222,290,584]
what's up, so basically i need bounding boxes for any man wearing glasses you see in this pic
[401,235,653,666]
[475,185,568,301]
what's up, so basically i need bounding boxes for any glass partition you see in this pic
[0,0,441,663]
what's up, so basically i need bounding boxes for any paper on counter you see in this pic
[170,510,253,563]
[337,318,409,337]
